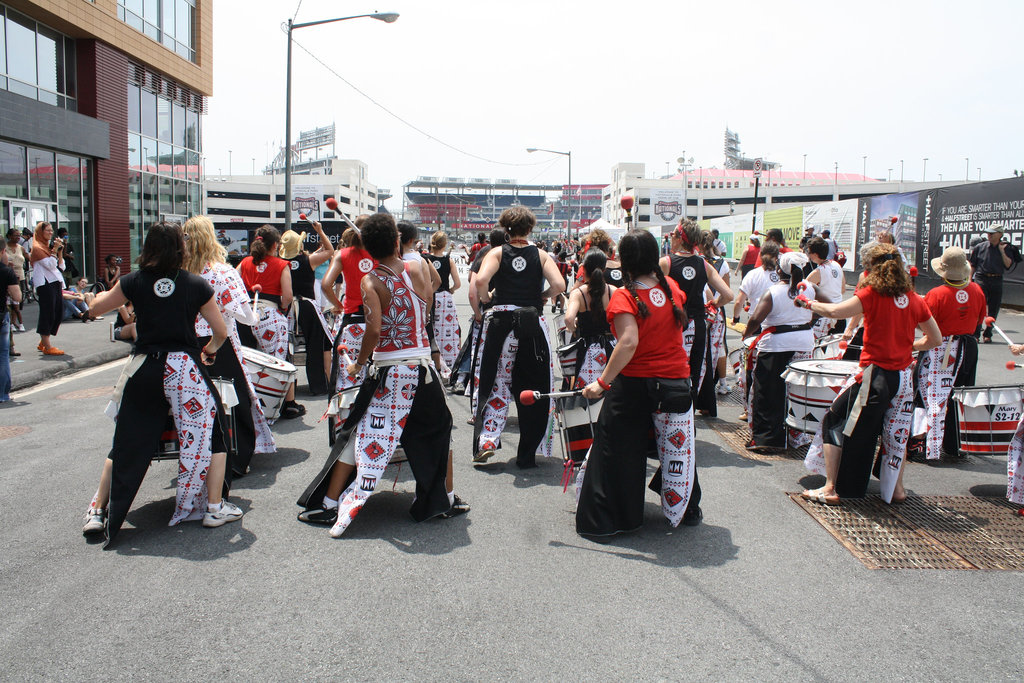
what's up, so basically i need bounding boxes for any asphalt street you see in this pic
[1,285,1022,681]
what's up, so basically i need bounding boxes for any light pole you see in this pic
[284,12,399,231]
[526,147,571,240]
[978,167,982,182]
[899,159,904,183]
[965,157,969,181]
[922,157,928,182]
[862,155,867,178]
[228,149,232,176]
[888,168,893,182]
[802,153,807,181]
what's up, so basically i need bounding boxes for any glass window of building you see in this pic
[140,87,156,138]
[157,95,171,142]
[5,9,37,98]
[28,147,55,202]
[127,83,140,132]
[118,0,195,62]
[0,141,27,199]
[172,101,185,146]
[1,6,77,109]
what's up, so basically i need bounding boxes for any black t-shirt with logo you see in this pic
[492,244,543,309]
[287,252,315,299]
[426,253,452,293]
[668,254,708,318]
[603,266,624,287]
[119,269,214,354]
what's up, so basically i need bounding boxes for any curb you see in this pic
[11,345,131,392]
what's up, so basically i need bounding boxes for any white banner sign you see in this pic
[802,198,858,271]
[291,184,323,223]
[649,188,686,225]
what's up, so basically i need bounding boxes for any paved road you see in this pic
[1,289,1022,681]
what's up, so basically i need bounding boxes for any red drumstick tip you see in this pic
[890,215,898,224]
[325,197,339,211]
[854,372,864,383]
[1007,361,1018,371]
[909,266,918,277]
[838,341,848,350]
[299,213,307,220]
[519,390,537,406]
[985,316,996,325]
[252,284,262,292]
[619,195,634,212]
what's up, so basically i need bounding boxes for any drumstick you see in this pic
[519,389,582,406]
[984,317,1015,346]
[337,344,356,376]
[325,197,360,232]
[252,283,261,310]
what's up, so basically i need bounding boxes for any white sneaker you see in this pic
[716,380,730,395]
[203,501,244,527]
[82,507,106,535]
[16,324,25,332]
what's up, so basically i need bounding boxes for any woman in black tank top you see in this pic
[280,224,334,395]
[564,250,615,391]
[428,231,462,372]
[472,207,566,468]
[660,220,734,417]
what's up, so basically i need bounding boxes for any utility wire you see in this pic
[291,0,303,22]
[289,35,554,168]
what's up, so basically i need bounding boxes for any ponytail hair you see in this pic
[672,218,702,252]
[619,230,685,327]
[581,250,608,321]
[250,225,280,265]
[759,241,780,272]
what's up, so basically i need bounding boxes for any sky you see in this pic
[203,0,1024,211]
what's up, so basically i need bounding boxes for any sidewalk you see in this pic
[8,300,130,392]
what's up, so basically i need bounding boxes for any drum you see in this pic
[728,346,742,377]
[951,385,1024,456]
[155,378,239,461]
[556,338,584,378]
[813,334,843,359]
[552,313,570,348]
[555,394,602,464]
[782,359,859,434]
[241,346,297,421]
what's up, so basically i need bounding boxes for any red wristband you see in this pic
[597,377,611,391]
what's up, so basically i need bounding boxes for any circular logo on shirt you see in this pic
[894,294,909,309]
[681,266,696,280]
[769,272,780,283]
[256,262,267,273]
[358,258,374,273]
[432,260,442,270]
[290,260,299,271]
[512,256,527,272]
[609,269,622,281]
[648,288,666,307]
[955,289,969,304]
[832,268,840,278]
[153,277,175,298]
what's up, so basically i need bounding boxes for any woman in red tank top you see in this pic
[236,225,302,419]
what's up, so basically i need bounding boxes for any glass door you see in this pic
[10,201,55,233]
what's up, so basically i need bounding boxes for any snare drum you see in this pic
[552,313,570,348]
[241,346,297,421]
[555,394,602,464]
[813,334,850,360]
[556,338,584,378]
[782,359,859,434]
[951,385,1024,456]
[155,378,239,461]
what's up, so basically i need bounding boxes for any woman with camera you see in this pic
[576,230,702,539]
[30,221,66,355]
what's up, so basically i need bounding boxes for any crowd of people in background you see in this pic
[1,209,1022,546]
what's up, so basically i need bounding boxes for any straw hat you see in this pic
[930,245,970,282]
[279,230,306,259]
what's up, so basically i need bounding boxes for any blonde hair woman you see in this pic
[183,216,275,475]
[427,230,462,372]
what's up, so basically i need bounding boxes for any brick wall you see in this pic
[76,40,130,272]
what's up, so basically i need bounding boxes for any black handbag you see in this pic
[645,377,692,413]
[512,306,543,340]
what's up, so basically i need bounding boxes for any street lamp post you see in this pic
[862,155,867,178]
[526,147,571,240]
[922,157,928,182]
[802,153,807,181]
[965,157,970,182]
[900,159,904,183]
[284,12,399,232]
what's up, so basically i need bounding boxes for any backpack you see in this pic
[835,249,847,267]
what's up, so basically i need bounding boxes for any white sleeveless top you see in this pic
[757,282,814,353]
[814,260,844,303]
[740,267,779,309]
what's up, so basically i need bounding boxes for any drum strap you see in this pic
[744,327,775,371]
[105,354,148,419]
[842,364,875,438]
[374,357,436,383]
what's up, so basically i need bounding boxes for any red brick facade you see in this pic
[76,40,130,275]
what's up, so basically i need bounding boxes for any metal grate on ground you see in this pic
[789,493,1024,570]
[701,416,808,462]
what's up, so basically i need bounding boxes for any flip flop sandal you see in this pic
[801,490,840,505]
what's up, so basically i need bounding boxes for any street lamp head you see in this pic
[526,148,538,153]
[372,12,400,23]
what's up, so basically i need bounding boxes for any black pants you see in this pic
[35,280,62,336]
[297,299,330,395]
[688,316,715,416]
[751,350,796,447]
[821,367,901,498]
[474,311,551,467]
[199,336,256,478]
[740,264,754,278]
[975,277,1002,337]
[576,375,700,536]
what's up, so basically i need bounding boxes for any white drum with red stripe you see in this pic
[241,346,297,421]
[951,385,1024,456]
[782,359,859,434]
